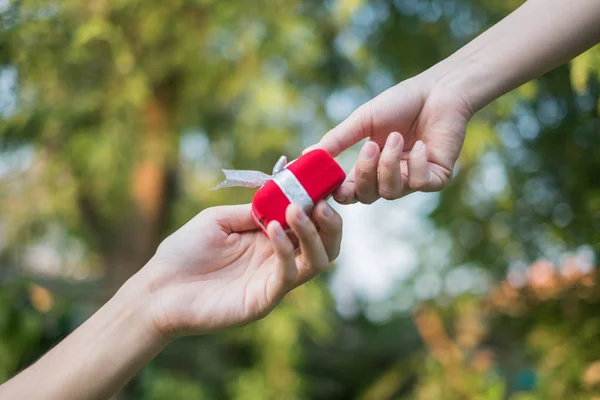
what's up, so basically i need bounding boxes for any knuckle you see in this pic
[409,179,428,191]
[279,246,293,260]
[199,207,220,220]
[356,193,378,205]
[306,227,321,243]
[379,157,397,171]
[357,102,375,138]
[356,168,374,181]
[277,239,295,257]
[285,245,297,259]
[379,188,399,201]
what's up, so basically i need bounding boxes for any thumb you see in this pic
[307,103,373,157]
[208,204,257,233]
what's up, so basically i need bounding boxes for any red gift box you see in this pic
[251,150,345,233]
[213,149,346,234]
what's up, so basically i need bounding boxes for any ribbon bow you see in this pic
[212,156,289,190]
[211,155,314,214]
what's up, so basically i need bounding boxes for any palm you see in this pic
[149,225,283,336]
[145,203,340,337]
[193,231,287,325]
[367,79,471,189]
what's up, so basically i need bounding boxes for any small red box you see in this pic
[251,149,345,233]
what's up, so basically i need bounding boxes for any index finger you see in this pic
[307,102,374,157]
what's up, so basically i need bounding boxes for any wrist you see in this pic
[130,255,192,341]
[115,269,172,348]
[419,55,483,116]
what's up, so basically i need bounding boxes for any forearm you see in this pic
[427,0,600,112]
[0,273,167,400]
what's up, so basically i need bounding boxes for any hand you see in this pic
[139,201,342,339]
[309,75,473,204]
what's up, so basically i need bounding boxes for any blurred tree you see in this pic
[0,0,349,297]
[1,0,600,398]
[0,0,358,398]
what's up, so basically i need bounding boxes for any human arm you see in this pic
[0,201,342,400]
[312,0,600,204]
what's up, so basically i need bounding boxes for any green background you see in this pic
[1,0,600,398]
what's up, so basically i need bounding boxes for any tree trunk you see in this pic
[104,93,177,298]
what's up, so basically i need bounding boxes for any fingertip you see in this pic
[407,141,429,190]
[333,184,355,204]
[267,220,284,242]
[381,133,403,162]
[319,141,341,157]
[385,132,403,150]
[266,222,297,297]
[313,135,343,158]
[408,141,427,165]
[285,203,297,222]
[268,220,294,255]
[315,201,342,229]
[354,141,380,204]
[286,203,308,225]
[378,133,405,201]
[410,141,427,160]
[302,144,319,155]
[361,140,380,160]
[412,140,425,154]
[315,200,334,219]
[333,192,346,203]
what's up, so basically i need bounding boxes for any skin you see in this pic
[0,201,342,400]
[310,0,600,205]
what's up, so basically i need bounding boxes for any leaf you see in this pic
[570,48,595,94]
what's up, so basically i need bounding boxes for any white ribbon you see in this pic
[212,156,314,214]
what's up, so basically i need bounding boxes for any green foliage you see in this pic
[1,0,600,398]
[0,283,43,381]
[141,370,206,400]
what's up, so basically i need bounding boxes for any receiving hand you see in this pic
[139,201,342,338]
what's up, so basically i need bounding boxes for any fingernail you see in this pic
[387,132,401,148]
[363,142,377,159]
[322,204,334,218]
[413,140,424,151]
[295,206,308,222]
[269,221,285,240]
[334,194,347,203]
